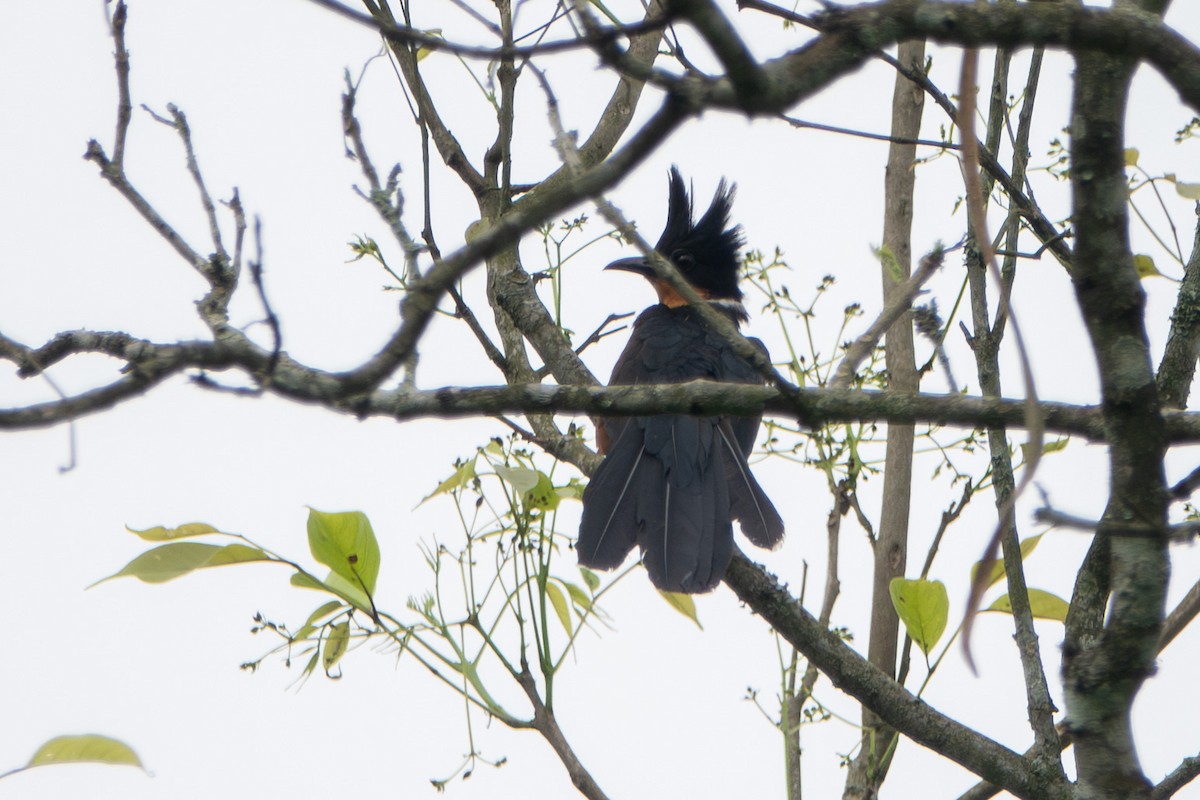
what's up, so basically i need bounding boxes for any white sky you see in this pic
[3,2,1200,799]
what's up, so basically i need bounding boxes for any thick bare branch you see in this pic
[1062,43,1169,800]
[845,37,924,798]
[1156,209,1200,409]
[15,334,1200,443]
[723,553,1070,800]
[1151,754,1200,800]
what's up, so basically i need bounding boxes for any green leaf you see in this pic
[889,577,948,656]
[290,572,372,615]
[658,590,703,630]
[304,600,345,629]
[562,580,592,612]
[523,471,560,512]
[323,621,350,675]
[873,243,903,284]
[126,522,219,541]
[421,456,477,503]
[494,464,539,493]
[26,734,143,770]
[545,582,573,634]
[495,465,560,511]
[292,600,345,641]
[321,571,374,612]
[555,479,586,502]
[1019,437,1069,463]
[1043,437,1070,454]
[300,649,320,681]
[579,566,600,593]
[290,572,326,593]
[970,533,1044,590]
[1123,147,1140,167]
[986,588,1070,622]
[306,508,380,596]
[92,542,270,587]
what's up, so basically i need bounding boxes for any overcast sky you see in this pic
[3,2,1200,799]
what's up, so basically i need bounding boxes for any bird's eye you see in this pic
[671,250,694,270]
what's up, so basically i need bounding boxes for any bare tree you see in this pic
[5,2,1200,799]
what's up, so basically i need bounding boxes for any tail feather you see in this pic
[718,424,785,549]
[579,414,782,593]
[637,457,732,593]
[577,426,644,570]
[632,421,732,592]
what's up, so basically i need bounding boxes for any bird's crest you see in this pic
[654,166,745,301]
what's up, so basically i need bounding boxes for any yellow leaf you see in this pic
[1134,254,1162,279]
[658,590,703,630]
[27,735,143,770]
[91,542,270,587]
[1175,181,1200,200]
[986,589,1070,622]
[323,621,350,674]
[1164,174,1200,200]
[126,522,219,541]
[1124,148,1140,167]
[545,582,573,634]
[421,456,477,504]
[415,28,443,61]
[970,534,1044,590]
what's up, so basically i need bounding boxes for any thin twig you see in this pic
[781,114,961,151]
[109,2,132,167]
[831,247,945,389]
[304,0,669,61]
[1034,505,1200,543]
[224,188,247,278]
[956,49,1045,672]
[248,217,281,382]
[163,104,229,265]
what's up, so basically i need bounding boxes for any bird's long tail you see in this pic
[717,423,785,549]
[577,421,642,571]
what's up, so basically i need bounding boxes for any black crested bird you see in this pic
[577,167,785,593]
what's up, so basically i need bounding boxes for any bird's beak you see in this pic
[604,256,654,278]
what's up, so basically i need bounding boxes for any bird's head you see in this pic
[605,167,745,310]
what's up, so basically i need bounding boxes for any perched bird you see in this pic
[577,167,785,593]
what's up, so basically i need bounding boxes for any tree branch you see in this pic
[302,0,670,61]
[515,667,610,800]
[1156,208,1200,409]
[1151,753,1200,800]
[723,553,1070,800]
[1062,41,1169,799]
[963,44,1064,784]
[16,338,1200,443]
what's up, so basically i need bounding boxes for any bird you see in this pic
[577,167,785,593]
